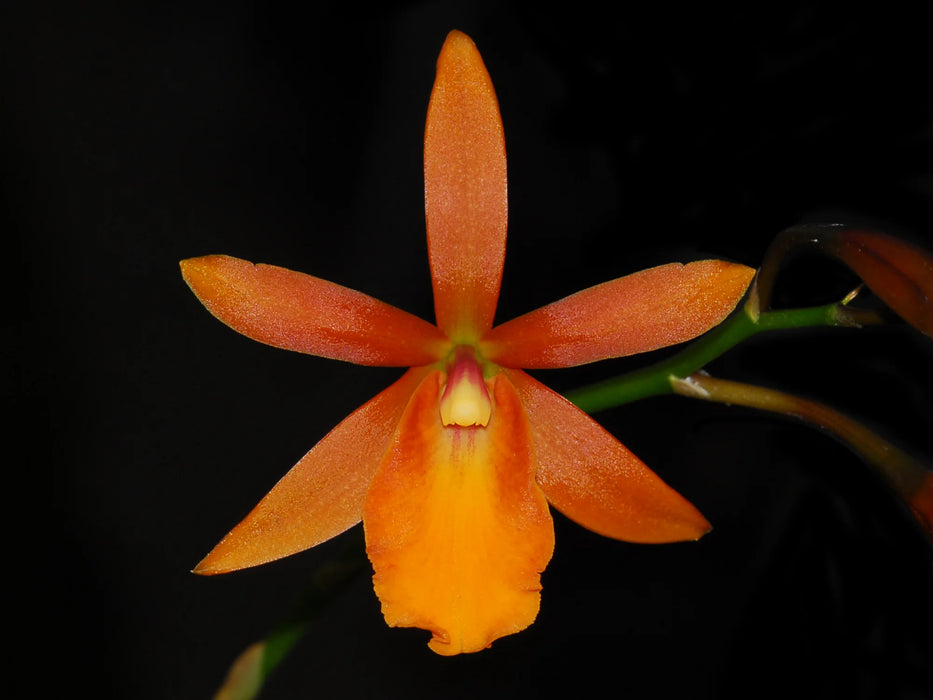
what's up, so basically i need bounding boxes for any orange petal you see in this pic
[180,255,449,366]
[424,30,508,342]
[194,367,429,574]
[829,229,933,338]
[505,369,711,543]
[363,370,554,655]
[482,260,755,368]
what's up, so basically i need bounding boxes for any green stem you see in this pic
[564,295,877,414]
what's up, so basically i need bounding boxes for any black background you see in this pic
[5,2,933,698]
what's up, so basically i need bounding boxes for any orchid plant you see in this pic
[181,30,932,698]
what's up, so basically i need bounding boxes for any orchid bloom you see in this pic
[181,30,755,655]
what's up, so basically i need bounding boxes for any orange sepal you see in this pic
[194,368,429,574]
[181,255,449,366]
[363,370,554,655]
[505,369,711,543]
[482,260,755,368]
[424,30,508,341]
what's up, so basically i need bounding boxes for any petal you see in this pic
[194,367,429,574]
[424,30,508,342]
[181,255,449,366]
[829,229,933,338]
[505,369,711,543]
[363,370,554,655]
[482,260,755,368]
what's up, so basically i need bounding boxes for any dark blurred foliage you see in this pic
[3,2,931,698]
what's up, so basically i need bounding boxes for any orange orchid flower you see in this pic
[181,30,755,655]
